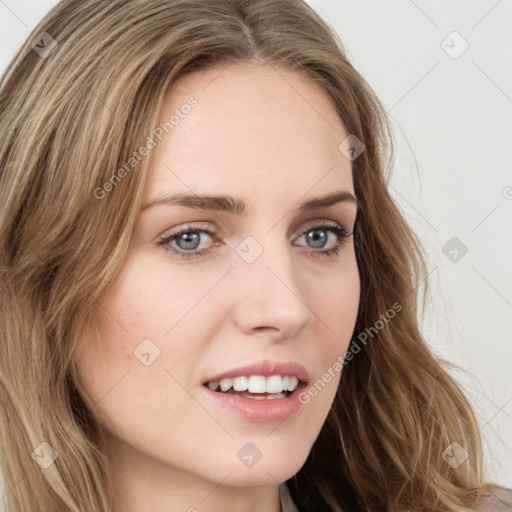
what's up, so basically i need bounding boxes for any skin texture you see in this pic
[75,60,361,512]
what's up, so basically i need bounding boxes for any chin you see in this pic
[214,443,310,487]
[222,462,303,487]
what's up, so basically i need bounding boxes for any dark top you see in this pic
[279,482,512,511]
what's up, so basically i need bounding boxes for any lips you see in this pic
[202,360,310,386]
[201,361,310,422]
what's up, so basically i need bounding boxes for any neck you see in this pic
[102,433,282,512]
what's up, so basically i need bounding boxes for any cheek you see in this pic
[72,257,167,418]
[73,250,221,426]
[302,262,360,407]
[73,306,197,454]
[316,261,360,358]
[95,249,232,341]
[94,254,174,337]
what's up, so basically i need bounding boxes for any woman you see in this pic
[0,1,510,511]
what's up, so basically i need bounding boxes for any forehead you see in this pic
[144,62,354,205]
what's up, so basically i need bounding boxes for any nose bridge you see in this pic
[232,227,314,335]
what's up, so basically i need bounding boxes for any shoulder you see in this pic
[472,487,512,511]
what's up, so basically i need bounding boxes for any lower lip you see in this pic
[201,382,308,423]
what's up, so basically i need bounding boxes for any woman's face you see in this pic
[76,61,360,497]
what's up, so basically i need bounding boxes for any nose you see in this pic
[231,235,315,340]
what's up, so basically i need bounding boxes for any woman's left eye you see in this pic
[156,222,352,260]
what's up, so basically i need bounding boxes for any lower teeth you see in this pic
[241,392,288,400]
[214,388,290,399]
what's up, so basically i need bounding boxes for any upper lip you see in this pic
[202,360,310,385]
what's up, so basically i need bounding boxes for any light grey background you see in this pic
[1,0,510,495]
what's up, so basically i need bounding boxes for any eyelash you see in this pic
[156,222,353,261]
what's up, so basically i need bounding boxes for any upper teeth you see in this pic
[207,375,299,393]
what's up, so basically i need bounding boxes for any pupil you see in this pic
[179,232,199,250]
[308,229,326,248]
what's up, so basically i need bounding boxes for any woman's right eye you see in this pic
[157,225,217,260]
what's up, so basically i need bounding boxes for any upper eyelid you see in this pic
[158,221,351,247]
[160,217,351,238]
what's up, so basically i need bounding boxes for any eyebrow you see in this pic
[141,190,358,214]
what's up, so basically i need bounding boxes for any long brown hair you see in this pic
[0,1,505,510]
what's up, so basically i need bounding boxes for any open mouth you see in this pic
[203,375,301,400]
[201,370,309,422]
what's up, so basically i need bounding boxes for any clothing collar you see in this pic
[279,482,300,512]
